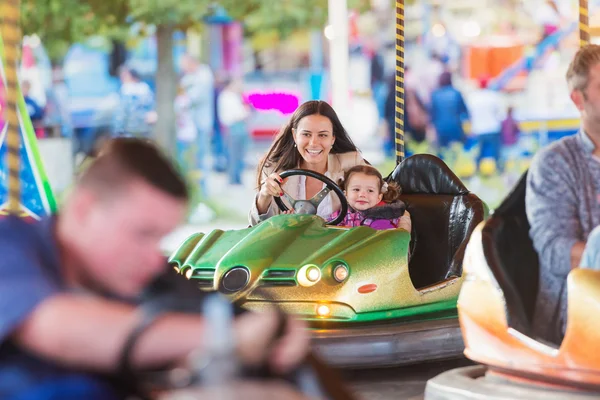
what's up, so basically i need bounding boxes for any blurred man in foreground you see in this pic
[0,138,308,399]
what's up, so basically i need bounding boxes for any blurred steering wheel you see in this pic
[116,269,356,400]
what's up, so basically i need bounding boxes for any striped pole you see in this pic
[580,0,590,46]
[0,0,21,215]
[395,0,405,164]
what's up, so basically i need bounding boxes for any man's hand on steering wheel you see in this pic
[272,169,348,226]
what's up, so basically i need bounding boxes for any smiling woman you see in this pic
[249,100,367,226]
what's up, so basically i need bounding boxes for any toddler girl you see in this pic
[329,165,411,231]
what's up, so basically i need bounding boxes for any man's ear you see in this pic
[571,90,585,111]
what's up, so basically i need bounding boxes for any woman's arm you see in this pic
[398,210,412,233]
[248,170,284,226]
[249,194,278,226]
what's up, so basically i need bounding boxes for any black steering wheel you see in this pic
[273,169,348,226]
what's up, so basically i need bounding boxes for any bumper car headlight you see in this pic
[298,264,321,287]
[307,266,321,282]
[185,268,194,280]
[333,264,349,282]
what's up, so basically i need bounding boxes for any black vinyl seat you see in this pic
[480,171,539,335]
[389,154,487,289]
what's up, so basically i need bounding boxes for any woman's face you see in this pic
[293,114,335,170]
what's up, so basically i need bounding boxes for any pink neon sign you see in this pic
[245,91,300,115]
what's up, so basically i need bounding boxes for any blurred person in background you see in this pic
[384,66,428,157]
[113,65,155,138]
[180,54,215,198]
[467,76,504,169]
[175,85,197,173]
[43,66,73,138]
[22,80,45,138]
[500,106,522,169]
[218,78,252,185]
[212,71,228,173]
[429,71,469,151]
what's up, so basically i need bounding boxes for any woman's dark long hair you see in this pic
[256,100,359,187]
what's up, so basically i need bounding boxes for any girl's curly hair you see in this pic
[337,165,401,203]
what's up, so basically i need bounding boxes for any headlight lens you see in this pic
[298,264,321,287]
[185,269,193,279]
[333,264,349,282]
[306,266,321,282]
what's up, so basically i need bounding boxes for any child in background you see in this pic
[500,106,521,169]
[329,165,411,232]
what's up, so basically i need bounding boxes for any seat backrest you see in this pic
[480,171,539,334]
[389,154,486,289]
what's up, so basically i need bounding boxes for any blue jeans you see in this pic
[177,128,211,198]
[226,122,250,184]
[477,132,501,165]
[212,124,228,172]
[372,81,388,120]
[73,128,98,156]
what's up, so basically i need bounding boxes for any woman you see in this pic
[249,100,366,226]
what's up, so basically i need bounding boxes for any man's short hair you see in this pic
[78,138,189,201]
[566,44,600,92]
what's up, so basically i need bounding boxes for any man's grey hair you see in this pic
[566,44,600,92]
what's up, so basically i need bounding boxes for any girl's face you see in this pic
[293,114,335,170]
[344,172,383,211]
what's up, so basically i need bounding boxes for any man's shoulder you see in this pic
[0,216,37,237]
[0,216,48,256]
[530,134,581,171]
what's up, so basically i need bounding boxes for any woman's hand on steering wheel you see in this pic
[259,172,285,200]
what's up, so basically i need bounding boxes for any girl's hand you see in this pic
[282,210,295,215]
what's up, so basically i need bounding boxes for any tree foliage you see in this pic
[20,0,376,60]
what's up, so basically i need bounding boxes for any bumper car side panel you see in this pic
[562,269,600,368]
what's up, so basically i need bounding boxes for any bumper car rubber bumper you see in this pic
[312,318,464,368]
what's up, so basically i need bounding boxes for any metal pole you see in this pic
[328,0,350,116]
[395,0,405,164]
[0,0,21,215]
[580,0,590,46]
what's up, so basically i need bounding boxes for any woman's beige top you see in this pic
[249,151,366,226]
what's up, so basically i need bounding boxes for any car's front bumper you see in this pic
[311,317,464,368]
